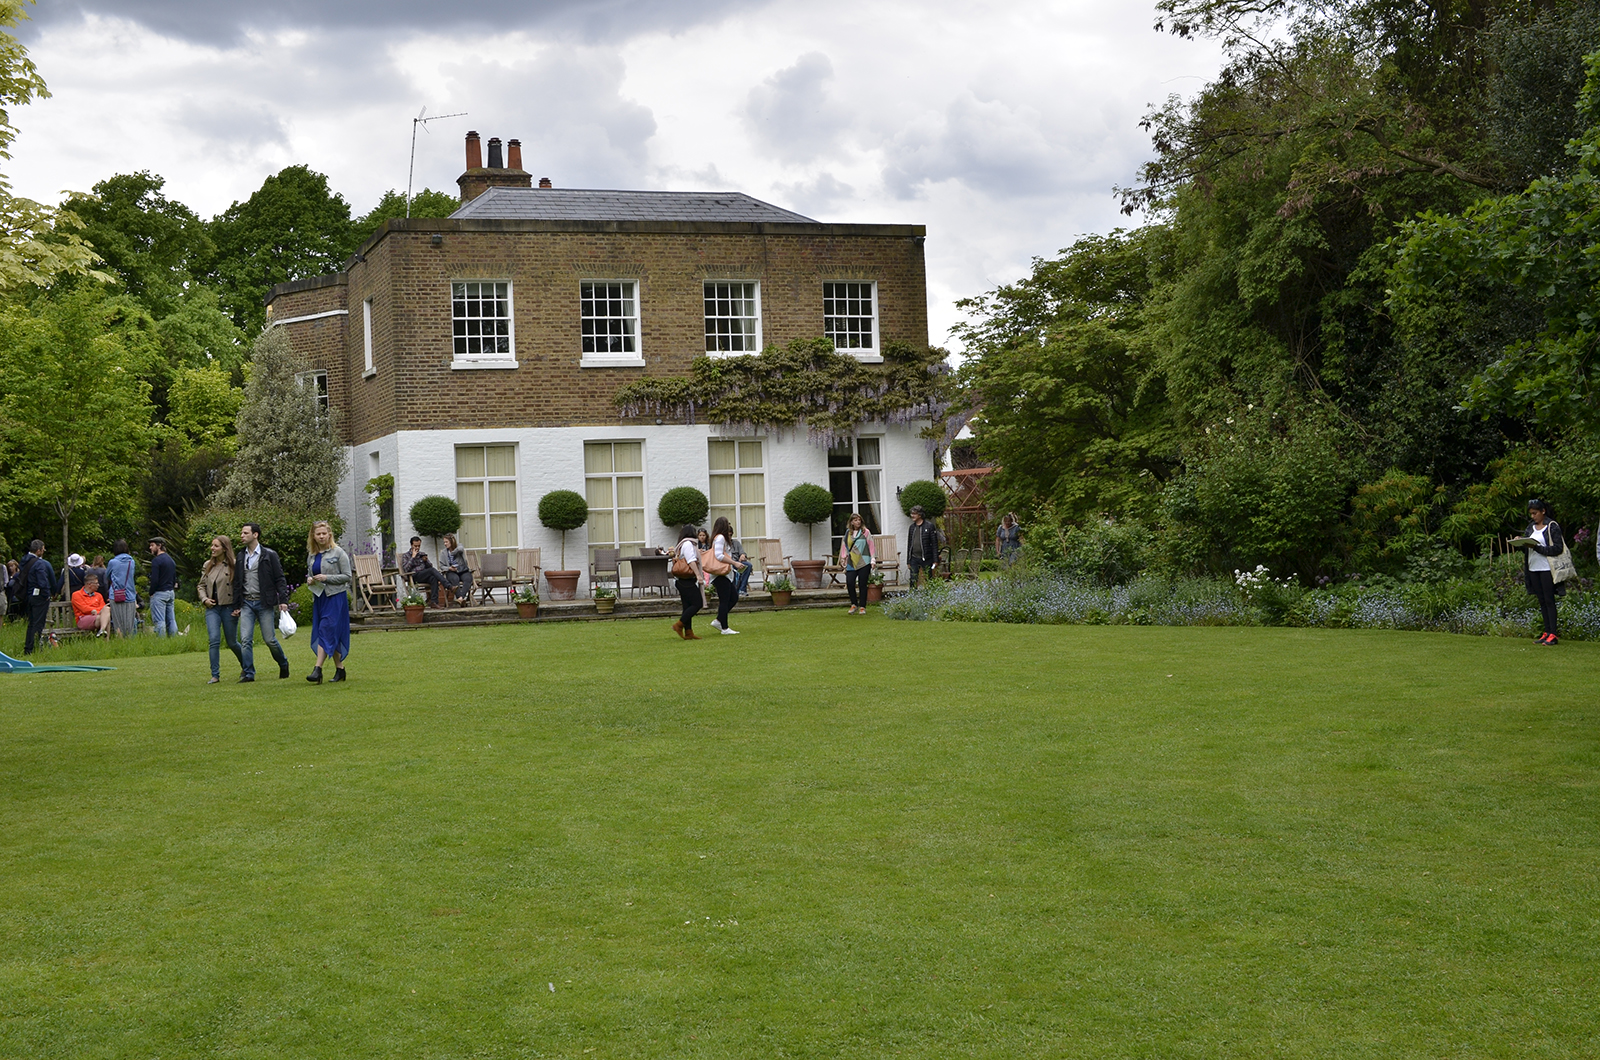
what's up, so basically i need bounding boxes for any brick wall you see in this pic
[267,218,928,447]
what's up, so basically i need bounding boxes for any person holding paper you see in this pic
[1509,499,1566,645]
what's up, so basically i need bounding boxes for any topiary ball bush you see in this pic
[658,486,709,528]
[410,495,462,539]
[538,489,589,531]
[783,483,834,526]
[898,479,946,518]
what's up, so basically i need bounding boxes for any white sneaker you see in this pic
[721,628,740,635]
[710,618,722,630]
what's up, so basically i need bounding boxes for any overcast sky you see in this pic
[11,0,1223,349]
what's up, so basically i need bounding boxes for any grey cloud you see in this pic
[26,0,777,45]
[742,52,848,164]
[173,99,288,157]
[882,92,1088,200]
[772,172,854,217]
[440,47,657,189]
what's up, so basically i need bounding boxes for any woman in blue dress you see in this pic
[305,520,353,683]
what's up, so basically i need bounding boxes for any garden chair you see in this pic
[473,551,513,605]
[512,548,542,595]
[590,548,621,592]
[352,553,397,611]
[756,538,791,586]
[872,535,901,585]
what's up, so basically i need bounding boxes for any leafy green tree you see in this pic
[208,166,356,332]
[350,188,460,248]
[0,288,154,566]
[0,1,104,290]
[167,361,243,452]
[657,486,709,527]
[782,483,833,558]
[538,490,589,570]
[211,327,344,511]
[63,171,212,316]
[1393,50,1600,436]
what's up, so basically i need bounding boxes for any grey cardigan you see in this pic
[307,545,353,598]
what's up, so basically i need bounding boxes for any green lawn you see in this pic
[2,611,1597,1058]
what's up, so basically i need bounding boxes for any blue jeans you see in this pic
[734,562,752,596]
[237,600,287,679]
[205,605,243,679]
[149,589,177,636]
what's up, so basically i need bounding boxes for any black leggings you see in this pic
[712,574,736,628]
[677,577,703,631]
[845,564,871,607]
[1529,569,1559,636]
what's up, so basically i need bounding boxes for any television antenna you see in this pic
[407,106,468,217]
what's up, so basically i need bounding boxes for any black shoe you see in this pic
[331,668,346,682]
[279,663,291,679]
[307,666,323,684]
[238,675,254,683]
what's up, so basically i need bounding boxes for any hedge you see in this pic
[186,506,346,578]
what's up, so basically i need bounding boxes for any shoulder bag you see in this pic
[702,548,731,577]
[671,550,694,579]
[1551,543,1578,584]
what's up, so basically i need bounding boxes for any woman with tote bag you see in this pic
[1510,499,1573,646]
[705,516,740,635]
[671,524,705,640]
[838,512,876,614]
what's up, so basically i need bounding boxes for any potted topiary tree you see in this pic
[538,489,588,600]
[512,583,539,620]
[783,482,833,589]
[658,486,709,530]
[410,495,462,557]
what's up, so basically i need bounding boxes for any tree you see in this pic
[211,327,345,511]
[350,188,460,248]
[0,1,105,290]
[0,288,153,569]
[63,171,213,316]
[898,480,947,519]
[657,486,709,527]
[782,483,833,558]
[409,495,461,555]
[167,361,243,452]
[208,166,357,332]
[538,490,588,570]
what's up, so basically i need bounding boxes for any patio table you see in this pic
[622,553,672,596]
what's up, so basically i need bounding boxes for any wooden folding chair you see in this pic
[513,548,542,595]
[757,538,791,585]
[352,553,397,611]
[872,535,901,585]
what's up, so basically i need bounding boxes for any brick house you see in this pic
[265,132,933,588]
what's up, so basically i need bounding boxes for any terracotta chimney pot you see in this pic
[464,131,482,170]
[507,139,523,170]
[539,177,553,189]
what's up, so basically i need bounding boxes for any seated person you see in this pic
[399,536,445,604]
[66,552,89,594]
[71,573,112,636]
[728,537,753,595]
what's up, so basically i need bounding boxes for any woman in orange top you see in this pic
[71,573,111,636]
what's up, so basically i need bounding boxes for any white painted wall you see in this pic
[337,422,938,590]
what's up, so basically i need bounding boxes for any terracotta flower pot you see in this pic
[866,583,883,603]
[544,571,580,600]
[404,605,425,625]
[791,559,826,589]
[770,589,793,607]
[516,602,538,620]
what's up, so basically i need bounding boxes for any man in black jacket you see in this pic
[230,522,291,681]
[19,540,59,655]
[906,505,942,589]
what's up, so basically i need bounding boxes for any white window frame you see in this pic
[362,297,376,378]
[295,369,329,417]
[704,280,763,356]
[455,444,520,551]
[827,435,885,554]
[450,280,519,371]
[584,441,647,568]
[823,280,882,362]
[708,439,767,540]
[579,279,645,368]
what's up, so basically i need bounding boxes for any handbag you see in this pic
[671,555,694,579]
[113,589,127,603]
[1551,544,1578,584]
[702,551,731,577]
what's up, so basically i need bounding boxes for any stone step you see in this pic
[350,587,888,632]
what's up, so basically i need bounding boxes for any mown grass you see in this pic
[2,611,1597,1058]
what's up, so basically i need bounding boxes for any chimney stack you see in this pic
[539,176,553,189]
[507,139,523,171]
[458,130,536,203]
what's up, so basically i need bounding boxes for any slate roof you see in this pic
[450,186,818,224]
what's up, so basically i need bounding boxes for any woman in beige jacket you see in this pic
[198,535,244,684]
